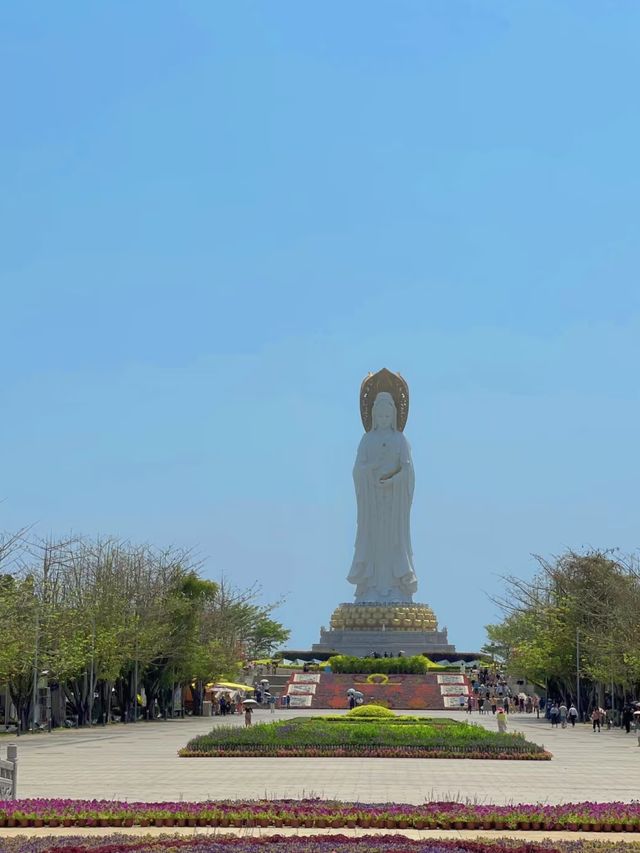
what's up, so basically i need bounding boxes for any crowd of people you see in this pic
[462,667,640,738]
[461,667,541,716]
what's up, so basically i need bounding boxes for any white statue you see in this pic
[347,371,418,603]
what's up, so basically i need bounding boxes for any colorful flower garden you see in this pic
[2,835,640,853]
[179,716,550,760]
[2,800,640,831]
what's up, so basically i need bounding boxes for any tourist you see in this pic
[496,707,507,733]
[591,707,602,732]
[244,705,253,727]
[458,694,466,710]
[550,703,559,727]
[503,697,509,715]
[490,696,497,715]
[622,705,633,734]
[568,703,578,726]
[478,696,485,714]
[559,702,568,729]
[268,694,276,713]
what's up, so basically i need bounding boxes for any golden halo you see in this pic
[360,368,409,432]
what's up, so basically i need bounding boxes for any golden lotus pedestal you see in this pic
[312,602,456,657]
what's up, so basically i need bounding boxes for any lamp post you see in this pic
[31,608,40,733]
[576,627,581,721]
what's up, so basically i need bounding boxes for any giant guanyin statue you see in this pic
[347,369,418,603]
[312,368,454,656]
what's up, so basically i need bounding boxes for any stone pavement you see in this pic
[7,709,640,804]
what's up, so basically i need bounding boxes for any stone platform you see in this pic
[313,601,456,656]
[313,628,455,656]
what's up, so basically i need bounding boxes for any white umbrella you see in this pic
[242,698,259,706]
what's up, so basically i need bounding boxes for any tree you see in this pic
[245,615,290,659]
[487,549,640,707]
[0,528,291,728]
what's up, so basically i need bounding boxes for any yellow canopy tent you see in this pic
[211,681,255,691]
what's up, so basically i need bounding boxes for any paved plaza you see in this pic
[7,709,639,804]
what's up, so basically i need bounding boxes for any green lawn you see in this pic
[180,715,549,759]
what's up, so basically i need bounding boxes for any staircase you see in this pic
[251,668,294,701]
[284,671,473,711]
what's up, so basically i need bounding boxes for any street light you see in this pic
[576,627,581,721]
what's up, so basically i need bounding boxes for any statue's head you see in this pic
[372,392,397,430]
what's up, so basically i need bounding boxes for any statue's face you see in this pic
[373,399,394,429]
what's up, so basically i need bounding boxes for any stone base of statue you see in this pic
[312,602,456,657]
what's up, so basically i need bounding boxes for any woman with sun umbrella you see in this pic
[243,697,258,727]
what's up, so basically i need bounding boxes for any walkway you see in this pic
[6,709,639,804]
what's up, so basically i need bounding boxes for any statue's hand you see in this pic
[379,466,401,483]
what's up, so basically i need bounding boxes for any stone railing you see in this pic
[0,744,17,799]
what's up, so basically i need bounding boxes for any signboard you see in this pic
[440,684,469,696]
[288,683,317,695]
[437,674,465,684]
[288,695,312,707]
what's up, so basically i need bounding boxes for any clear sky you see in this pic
[2,2,639,653]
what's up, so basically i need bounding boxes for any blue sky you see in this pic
[2,2,639,652]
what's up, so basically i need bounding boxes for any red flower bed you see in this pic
[3,839,640,853]
[1,800,640,832]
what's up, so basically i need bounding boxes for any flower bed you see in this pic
[2,799,640,831]
[179,717,549,760]
[1,837,640,853]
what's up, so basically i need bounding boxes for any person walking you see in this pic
[591,707,602,732]
[559,702,568,729]
[496,707,508,733]
[550,703,560,728]
[568,703,578,727]
[244,705,253,727]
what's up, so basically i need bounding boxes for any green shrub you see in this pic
[327,654,430,674]
[346,704,396,718]
[181,716,549,759]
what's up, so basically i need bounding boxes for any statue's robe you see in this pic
[347,428,418,603]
